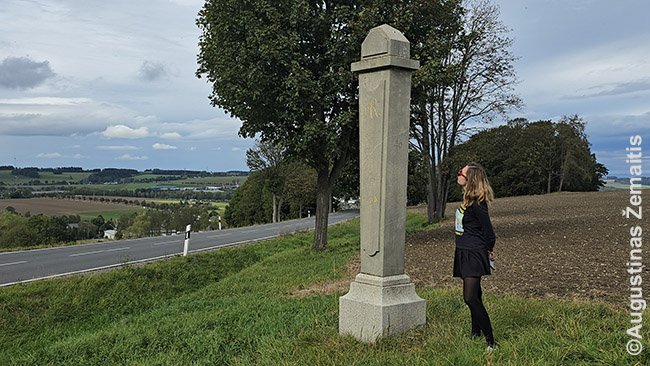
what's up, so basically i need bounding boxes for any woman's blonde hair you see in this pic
[462,162,494,208]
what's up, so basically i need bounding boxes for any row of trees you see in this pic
[197,0,520,248]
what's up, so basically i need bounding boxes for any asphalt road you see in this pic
[0,210,359,287]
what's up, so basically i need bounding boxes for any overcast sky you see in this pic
[0,0,648,176]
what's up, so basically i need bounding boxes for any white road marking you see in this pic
[70,247,130,257]
[153,241,177,246]
[0,261,27,267]
[207,232,233,238]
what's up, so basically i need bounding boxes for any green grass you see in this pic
[0,214,645,365]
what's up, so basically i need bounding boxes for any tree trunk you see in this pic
[272,194,277,223]
[277,197,283,222]
[421,115,437,224]
[434,171,447,222]
[558,153,569,192]
[313,167,331,250]
[438,175,450,221]
[547,171,552,194]
[426,159,437,224]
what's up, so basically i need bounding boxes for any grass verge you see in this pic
[0,213,645,365]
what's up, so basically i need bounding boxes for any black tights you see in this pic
[463,276,494,345]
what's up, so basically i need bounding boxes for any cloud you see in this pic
[102,125,150,139]
[0,98,135,136]
[138,60,167,81]
[36,152,62,158]
[98,145,139,150]
[152,143,177,150]
[36,152,84,159]
[116,154,148,161]
[160,132,182,139]
[569,80,650,99]
[0,97,91,105]
[519,37,650,103]
[0,56,56,89]
[231,147,242,152]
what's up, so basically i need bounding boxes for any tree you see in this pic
[197,0,372,249]
[556,114,592,192]
[246,139,287,223]
[224,164,317,226]
[223,171,272,227]
[409,0,521,223]
[283,161,317,218]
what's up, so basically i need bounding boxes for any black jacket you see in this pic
[454,200,496,251]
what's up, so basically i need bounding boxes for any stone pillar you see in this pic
[339,24,426,343]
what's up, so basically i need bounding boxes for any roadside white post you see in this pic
[218,215,222,230]
[308,210,311,218]
[183,224,191,256]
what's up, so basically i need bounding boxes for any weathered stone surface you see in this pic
[339,274,426,342]
[339,24,426,343]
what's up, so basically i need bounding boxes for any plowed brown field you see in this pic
[0,198,137,215]
[406,190,647,307]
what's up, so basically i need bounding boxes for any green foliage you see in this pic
[444,117,608,200]
[224,171,271,227]
[119,205,215,239]
[0,212,83,248]
[0,202,218,248]
[11,168,40,178]
[84,168,139,184]
[224,165,317,227]
[0,215,639,365]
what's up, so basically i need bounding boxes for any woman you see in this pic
[453,162,498,352]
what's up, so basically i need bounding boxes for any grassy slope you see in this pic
[0,214,645,365]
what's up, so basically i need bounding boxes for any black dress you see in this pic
[452,200,496,278]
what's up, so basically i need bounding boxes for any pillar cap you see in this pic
[351,24,419,73]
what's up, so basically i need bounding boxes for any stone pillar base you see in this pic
[339,273,426,343]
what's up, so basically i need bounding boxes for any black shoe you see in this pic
[470,332,481,340]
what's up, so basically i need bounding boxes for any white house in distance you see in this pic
[103,230,117,240]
